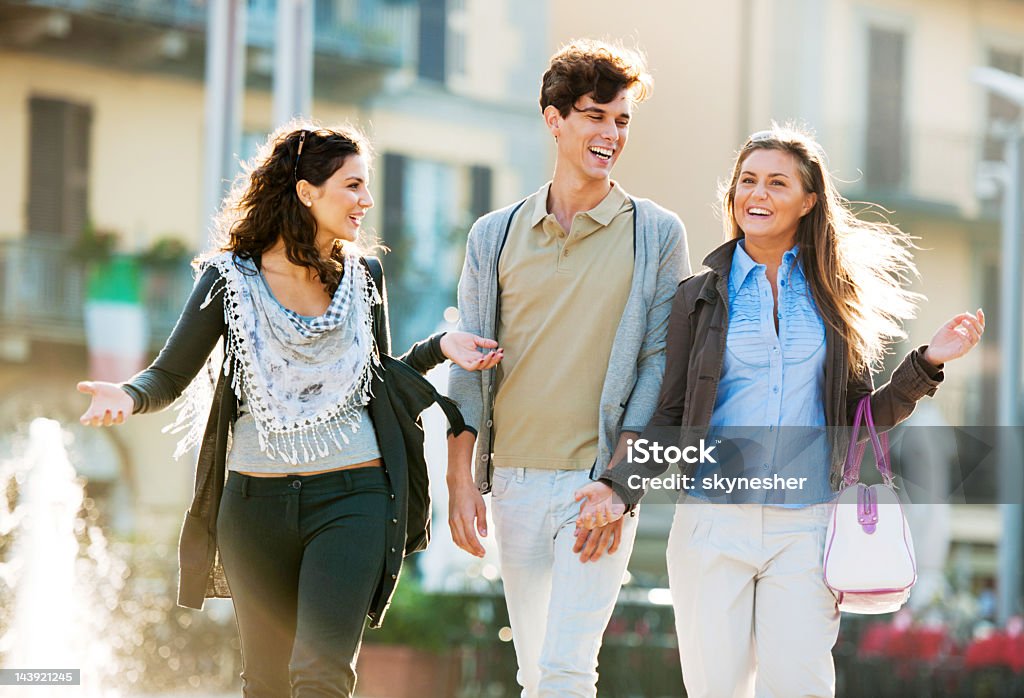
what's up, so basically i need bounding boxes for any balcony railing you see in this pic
[824,123,982,218]
[0,236,195,352]
[17,0,413,67]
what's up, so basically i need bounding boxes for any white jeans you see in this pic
[491,466,639,698]
[667,497,840,698]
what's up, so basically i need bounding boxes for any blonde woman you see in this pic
[577,125,984,697]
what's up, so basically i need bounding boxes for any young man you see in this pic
[446,39,690,697]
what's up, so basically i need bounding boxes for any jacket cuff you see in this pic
[914,345,944,380]
[428,332,447,366]
[119,382,144,415]
[894,345,943,399]
[600,469,645,512]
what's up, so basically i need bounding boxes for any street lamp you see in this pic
[972,66,1024,623]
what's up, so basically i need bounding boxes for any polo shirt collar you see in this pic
[529,181,628,230]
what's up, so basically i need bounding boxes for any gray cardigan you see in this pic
[447,194,690,493]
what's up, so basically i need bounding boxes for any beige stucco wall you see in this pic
[548,1,746,261]
[547,0,1009,425]
[0,51,206,248]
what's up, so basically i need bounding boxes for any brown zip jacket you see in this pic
[602,238,944,510]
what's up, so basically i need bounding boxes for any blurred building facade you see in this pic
[0,0,549,537]
[0,0,1020,600]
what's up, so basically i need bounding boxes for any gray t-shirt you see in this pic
[227,392,382,473]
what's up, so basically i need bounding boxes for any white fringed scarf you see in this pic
[165,251,380,464]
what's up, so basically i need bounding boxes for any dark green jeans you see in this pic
[217,466,389,697]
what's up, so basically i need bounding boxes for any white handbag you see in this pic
[823,397,917,614]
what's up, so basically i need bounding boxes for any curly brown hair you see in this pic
[540,39,653,117]
[205,120,373,293]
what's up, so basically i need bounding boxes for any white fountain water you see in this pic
[0,418,120,697]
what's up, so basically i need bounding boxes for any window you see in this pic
[417,0,447,83]
[381,153,491,349]
[27,97,92,237]
[864,26,906,191]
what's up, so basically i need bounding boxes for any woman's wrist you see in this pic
[920,344,944,371]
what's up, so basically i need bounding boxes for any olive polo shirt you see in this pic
[492,181,634,470]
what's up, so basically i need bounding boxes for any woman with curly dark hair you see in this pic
[77,121,501,697]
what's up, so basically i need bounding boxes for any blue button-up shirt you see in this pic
[690,241,833,505]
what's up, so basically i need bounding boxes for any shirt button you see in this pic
[772,347,779,352]
[762,463,770,471]
[769,426,775,432]
[390,493,395,500]
[486,419,493,428]
[392,518,398,524]
[291,481,301,490]
[391,574,398,580]
[391,547,396,553]
[563,250,570,258]
[481,454,489,462]
[773,386,779,393]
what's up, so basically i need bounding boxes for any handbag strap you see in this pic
[843,396,894,487]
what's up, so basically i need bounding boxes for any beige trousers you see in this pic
[666,498,840,698]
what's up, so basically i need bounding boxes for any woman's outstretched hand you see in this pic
[77,381,133,427]
[923,309,985,367]
[441,332,504,372]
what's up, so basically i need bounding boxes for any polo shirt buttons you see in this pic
[389,493,395,500]
[391,547,396,553]
[486,419,493,428]
[391,518,398,524]
[481,454,489,462]
[291,481,301,490]
[391,574,397,580]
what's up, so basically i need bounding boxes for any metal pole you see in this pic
[273,0,315,127]
[997,127,1023,623]
[202,0,247,247]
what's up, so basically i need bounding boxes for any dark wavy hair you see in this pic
[540,39,653,117]
[205,119,373,293]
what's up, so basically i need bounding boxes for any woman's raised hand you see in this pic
[440,332,504,372]
[922,309,985,367]
[77,381,134,427]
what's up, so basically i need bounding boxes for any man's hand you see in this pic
[573,518,623,562]
[447,480,487,557]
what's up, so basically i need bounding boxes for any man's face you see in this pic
[546,90,632,182]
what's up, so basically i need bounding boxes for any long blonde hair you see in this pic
[721,124,921,374]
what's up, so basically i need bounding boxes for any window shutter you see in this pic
[469,164,492,219]
[417,0,447,83]
[27,97,91,237]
